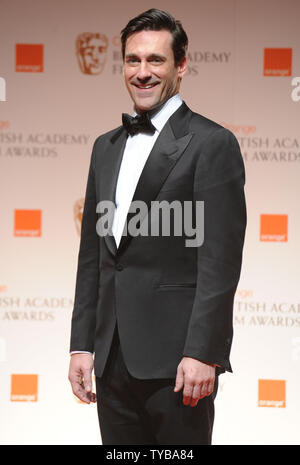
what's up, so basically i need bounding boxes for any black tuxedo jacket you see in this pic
[70,102,247,379]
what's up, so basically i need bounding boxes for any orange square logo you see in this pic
[258,379,286,408]
[10,374,38,402]
[260,214,288,242]
[264,48,292,76]
[14,209,42,237]
[15,44,44,72]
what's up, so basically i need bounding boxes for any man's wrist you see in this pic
[183,355,221,368]
[202,361,221,368]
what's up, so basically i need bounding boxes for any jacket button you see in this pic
[115,263,123,271]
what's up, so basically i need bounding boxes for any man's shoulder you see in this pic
[93,125,124,148]
[187,106,237,144]
[189,107,224,133]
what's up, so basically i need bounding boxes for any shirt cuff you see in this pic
[70,351,93,355]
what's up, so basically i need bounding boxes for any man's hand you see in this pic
[68,353,97,404]
[174,357,216,407]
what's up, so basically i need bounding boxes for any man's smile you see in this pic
[133,82,160,89]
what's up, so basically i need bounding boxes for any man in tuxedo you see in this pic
[68,9,246,445]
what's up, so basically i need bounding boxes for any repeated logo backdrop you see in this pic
[0,0,299,445]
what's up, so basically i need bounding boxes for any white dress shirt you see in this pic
[112,93,183,247]
[71,93,183,355]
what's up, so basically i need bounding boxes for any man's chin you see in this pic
[135,101,157,114]
[134,97,166,114]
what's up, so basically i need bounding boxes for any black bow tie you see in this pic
[122,112,156,136]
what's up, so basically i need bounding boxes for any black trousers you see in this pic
[96,327,218,445]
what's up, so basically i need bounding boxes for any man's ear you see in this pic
[177,56,187,78]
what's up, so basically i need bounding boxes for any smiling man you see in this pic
[123,28,185,112]
[68,9,246,445]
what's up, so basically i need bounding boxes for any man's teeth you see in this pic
[138,84,155,88]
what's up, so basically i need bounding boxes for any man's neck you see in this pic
[134,93,180,117]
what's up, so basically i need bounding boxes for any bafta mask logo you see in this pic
[76,33,108,75]
[74,198,84,236]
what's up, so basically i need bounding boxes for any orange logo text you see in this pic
[258,379,286,408]
[16,44,44,72]
[260,214,288,242]
[264,48,292,76]
[10,374,38,402]
[14,209,42,237]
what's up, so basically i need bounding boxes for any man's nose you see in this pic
[136,61,152,81]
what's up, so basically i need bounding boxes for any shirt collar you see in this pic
[133,94,183,134]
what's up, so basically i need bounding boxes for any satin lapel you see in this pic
[99,127,128,256]
[117,103,194,254]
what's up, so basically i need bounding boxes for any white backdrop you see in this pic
[0,0,299,445]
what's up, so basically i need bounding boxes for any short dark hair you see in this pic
[121,9,188,65]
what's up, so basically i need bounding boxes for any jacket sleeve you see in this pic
[69,141,99,353]
[183,127,247,372]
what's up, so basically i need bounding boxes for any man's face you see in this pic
[123,30,186,113]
